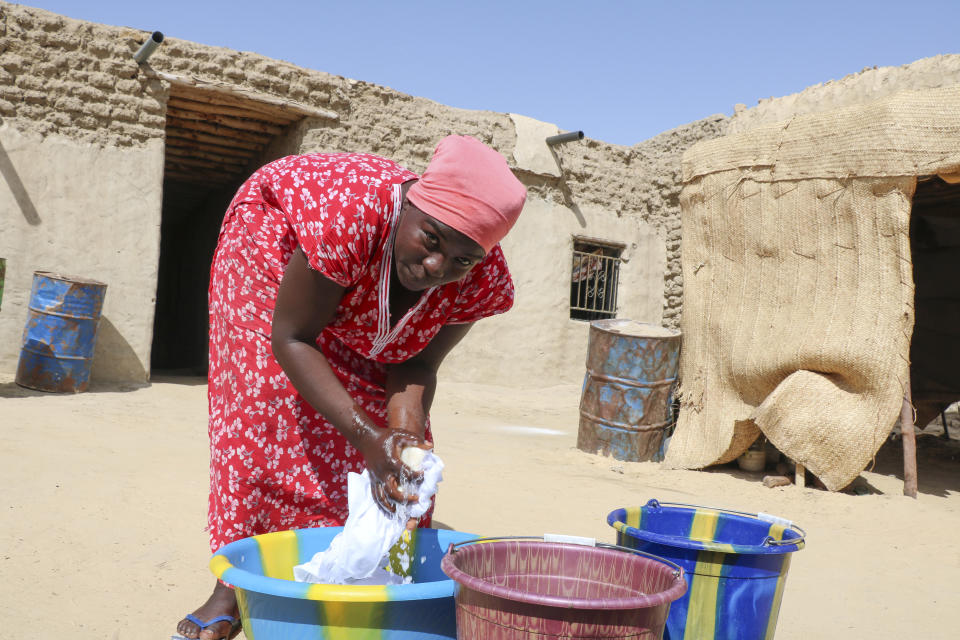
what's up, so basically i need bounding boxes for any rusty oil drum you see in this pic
[577,319,681,462]
[16,271,108,393]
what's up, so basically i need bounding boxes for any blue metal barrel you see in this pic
[15,271,108,393]
[577,319,682,462]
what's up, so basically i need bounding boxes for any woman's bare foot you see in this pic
[176,581,239,639]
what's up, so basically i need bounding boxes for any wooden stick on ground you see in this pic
[901,377,919,498]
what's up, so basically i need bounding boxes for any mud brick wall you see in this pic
[0,2,728,382]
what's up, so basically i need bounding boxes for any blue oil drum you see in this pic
[577,319,682,462]
[608,499,805,640]
[15,271,108,393]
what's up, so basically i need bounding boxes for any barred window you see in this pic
[570,238,623,321]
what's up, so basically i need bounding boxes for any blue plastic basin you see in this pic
[211,527,476,639]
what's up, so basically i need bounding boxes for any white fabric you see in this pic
[292,450,443,585]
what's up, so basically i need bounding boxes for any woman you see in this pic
[175,135,527,640]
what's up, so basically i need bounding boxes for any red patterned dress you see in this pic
[206,153,514,552]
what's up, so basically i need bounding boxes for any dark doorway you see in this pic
[909,176,960,430]
[150,180,235,373]
[151,81,304,375]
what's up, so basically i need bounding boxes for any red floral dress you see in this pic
[206,153,514,552]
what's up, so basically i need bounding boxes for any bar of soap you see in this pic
[400,447,427,471]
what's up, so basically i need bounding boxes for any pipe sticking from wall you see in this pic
[133,31,164,64]
[546,130,585,146]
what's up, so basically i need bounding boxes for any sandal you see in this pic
[171,613,241,640]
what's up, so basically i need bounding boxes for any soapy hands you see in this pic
[292,450,445,585]
[360,428,432,519]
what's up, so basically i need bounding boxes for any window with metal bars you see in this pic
[570,239,623,321]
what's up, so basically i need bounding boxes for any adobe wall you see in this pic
[0,124,163,383]
[1,4,167,383]
[593,116,730,328]
[728,54,960,134]
[0,2,723,387]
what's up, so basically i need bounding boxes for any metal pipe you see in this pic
[546,130,584,146]
[133,31,164,64]
[611,258,620,315]
[575,253,584,312]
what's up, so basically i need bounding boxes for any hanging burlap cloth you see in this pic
[666,84,960,490]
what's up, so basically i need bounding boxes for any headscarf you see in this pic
[406,135,527,252]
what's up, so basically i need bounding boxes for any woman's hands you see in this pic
[358,426,430,514]
[348,404,430,529]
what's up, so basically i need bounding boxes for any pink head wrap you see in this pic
[406,135,527,253]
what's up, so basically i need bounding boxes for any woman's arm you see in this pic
[381,322,472,524]
[272,248,358,435]
[384,323,474,440]
[271,249,426,508]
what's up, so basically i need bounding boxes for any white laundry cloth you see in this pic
[293,450,443,585]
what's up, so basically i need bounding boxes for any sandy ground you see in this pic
[1,371,959,640]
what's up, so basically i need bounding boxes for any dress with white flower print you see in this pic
[206,153,514,552]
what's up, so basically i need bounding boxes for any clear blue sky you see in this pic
[23,0,960,146]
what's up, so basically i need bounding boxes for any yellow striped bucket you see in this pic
[608,499,805,640]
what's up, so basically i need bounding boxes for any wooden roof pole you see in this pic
[901,376,919,498]
[154,71,340,122]
[167,96,300,123]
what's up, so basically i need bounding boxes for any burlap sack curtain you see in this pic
[668,172,914,490]
[666,85,960,491]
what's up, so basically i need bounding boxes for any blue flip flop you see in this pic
[171,613,241,640]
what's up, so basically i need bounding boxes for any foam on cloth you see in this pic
[293,450,443,585]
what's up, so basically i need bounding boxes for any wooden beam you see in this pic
[165,129,262,152]
[166,116,273,145]
[167,96,300,124]
[165,137,255,160]
[157,71,339,121]
[164,164,234,184]
[165,146,248,167]
[901,377,919,498]
[166,105,286,136]
[169,84,309,121]
[165,155,249,173]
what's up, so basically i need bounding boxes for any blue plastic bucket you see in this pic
[211,527,476,639]
[15,271,107,393]
[608,499,805,640]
